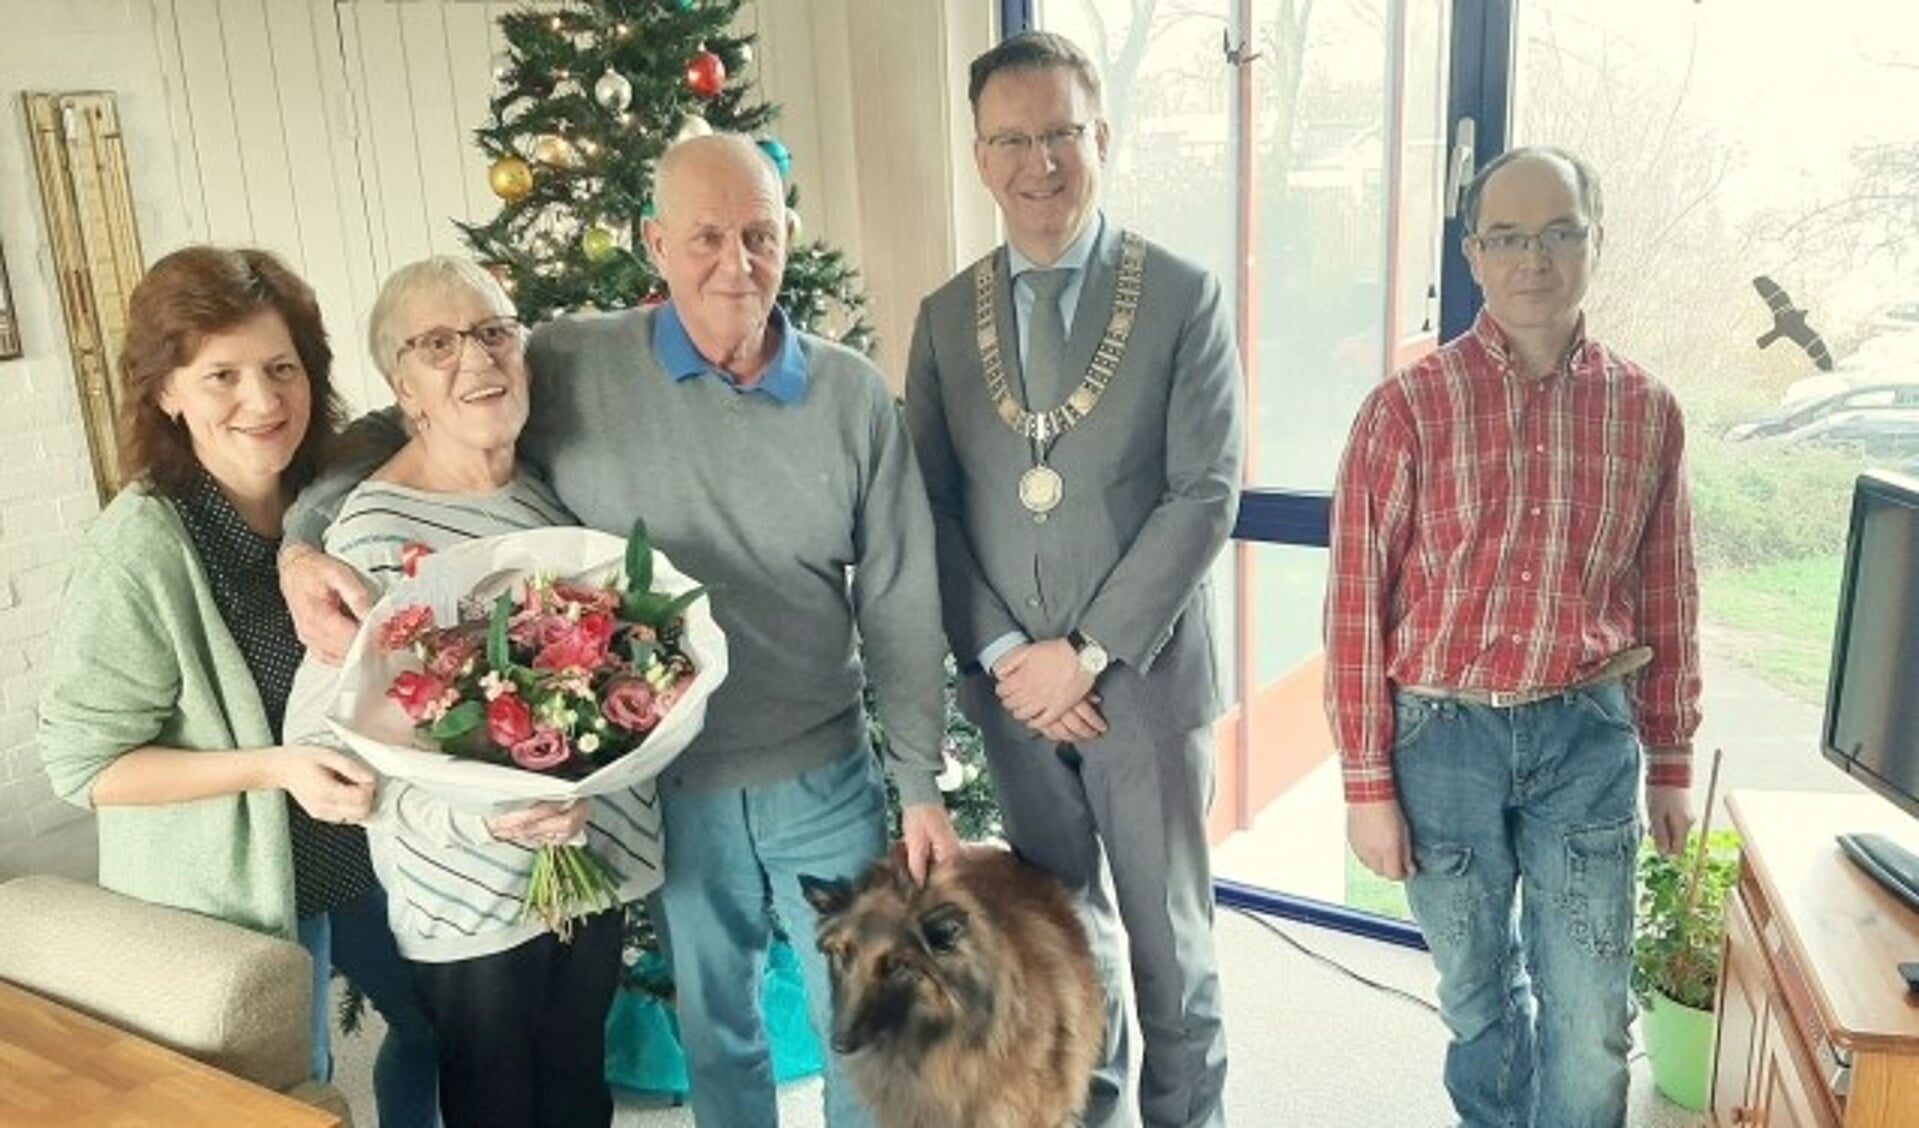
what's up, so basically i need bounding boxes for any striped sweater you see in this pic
[286,473,664,962]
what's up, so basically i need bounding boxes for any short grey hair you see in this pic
[1460,145,1604,232]
[367,256,518,379]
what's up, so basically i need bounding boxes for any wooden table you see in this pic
[0,979,342,1127]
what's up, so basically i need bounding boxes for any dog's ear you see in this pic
[919,902,969,953]
[799,873,854,918]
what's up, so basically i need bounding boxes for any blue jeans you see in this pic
[1392,681,1642,1128]
[657,749,887,1128]
[298,887,442,1127]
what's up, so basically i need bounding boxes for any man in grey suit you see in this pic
[904,30,1243,1128]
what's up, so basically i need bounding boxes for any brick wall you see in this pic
[1,0,198,878]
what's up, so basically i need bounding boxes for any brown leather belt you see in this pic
[1401,646,1653,710]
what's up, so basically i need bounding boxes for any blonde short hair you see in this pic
[367,256,518,379]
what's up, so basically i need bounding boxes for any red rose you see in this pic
[602,677,657,731]
[400,542,433,578]
[387,670,450,722]
[533,612,617,672]
[425,634,482,680]
[486,693,534,747]
[510,727,571,771]
[379,605,435,651]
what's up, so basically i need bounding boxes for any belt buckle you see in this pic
[1487,688,1525,709]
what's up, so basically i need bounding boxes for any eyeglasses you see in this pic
[1470,225,1591,260]
[397,317,523,369]
[981,122,1092,159]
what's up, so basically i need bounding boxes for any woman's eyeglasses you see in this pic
[398,317,523,369]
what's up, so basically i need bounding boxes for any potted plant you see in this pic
[1633,750,1740,1112]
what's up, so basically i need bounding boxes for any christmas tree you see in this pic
[460,0,873,353]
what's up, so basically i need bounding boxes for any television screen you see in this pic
[1823,471,1919,819]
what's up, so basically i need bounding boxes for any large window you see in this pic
[1033,1,1450,925]
[1513,0,1919,805]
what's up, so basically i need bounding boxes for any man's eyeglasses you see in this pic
[981,122,1092,159]
[398,317,524,369]
[1470,225,1591,260]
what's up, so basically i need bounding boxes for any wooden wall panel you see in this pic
[168,0,251,246]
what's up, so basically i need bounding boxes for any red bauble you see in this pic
[685,50,726,97]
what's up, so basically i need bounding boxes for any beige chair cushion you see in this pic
[0,875,312,1094]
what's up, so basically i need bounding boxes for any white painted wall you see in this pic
[1,0,997,879]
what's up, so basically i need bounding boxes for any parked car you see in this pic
[1725,383,1919,444]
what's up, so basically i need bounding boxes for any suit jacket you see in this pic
[905,220,1244,737]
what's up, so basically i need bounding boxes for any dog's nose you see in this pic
[830,1033,860,1055]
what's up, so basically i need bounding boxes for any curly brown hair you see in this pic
[118,245,345,498]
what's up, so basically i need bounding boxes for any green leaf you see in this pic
[429,700,486,742]
[620,585,706,630]
[626,518,654,594]
[488,591,513,671]
[655,585,707,623]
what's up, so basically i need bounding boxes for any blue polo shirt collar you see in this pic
[653,301,807,403]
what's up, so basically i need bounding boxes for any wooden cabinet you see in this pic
[1711,793,1919,1127]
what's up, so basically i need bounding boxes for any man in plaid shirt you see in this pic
[1325,146,1702,1128]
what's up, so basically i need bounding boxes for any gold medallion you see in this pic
[1018,465,1063,513]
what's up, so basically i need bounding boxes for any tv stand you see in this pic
[1714,792,1919,1126]
[1837,833,1919,916]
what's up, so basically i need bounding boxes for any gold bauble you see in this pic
[488,156,534,202]
[531,133,580,168]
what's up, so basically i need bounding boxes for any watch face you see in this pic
[1079,641,1109,675]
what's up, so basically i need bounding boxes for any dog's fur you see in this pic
[801,847,1104,1128]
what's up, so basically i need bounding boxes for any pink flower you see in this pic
[425,634,482,680]
[487,693,534,747]
[379,605,435,651]
[533,612,617,672]
[602,677,657,732]
[400,542,433,578]
[388,670,451,722]
[553,583,621,615]
[649,681,686,726]
[510,727,571,771]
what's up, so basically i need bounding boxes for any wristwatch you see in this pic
[1068,630,1111,678]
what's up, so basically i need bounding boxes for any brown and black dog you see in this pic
[800,846,1105,1128]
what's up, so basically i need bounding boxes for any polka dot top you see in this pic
[171,471,377,920]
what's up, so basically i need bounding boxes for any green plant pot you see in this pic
[1643,989,1717,1112]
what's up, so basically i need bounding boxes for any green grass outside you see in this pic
[1344,850,1414,922]
[1699,554,1844,705]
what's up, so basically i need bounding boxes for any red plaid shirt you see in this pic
[1324,310,1701,803]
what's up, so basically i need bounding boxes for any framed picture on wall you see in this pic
[0,240,21,360]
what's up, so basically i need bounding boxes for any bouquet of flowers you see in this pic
[328,520,728,934]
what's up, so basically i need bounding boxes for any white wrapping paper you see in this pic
[326,526,728,808]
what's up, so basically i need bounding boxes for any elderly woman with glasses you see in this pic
[285,255,662,1128]
[38,245,441,1126]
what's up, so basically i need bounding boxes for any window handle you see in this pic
[1444,116,1478,219]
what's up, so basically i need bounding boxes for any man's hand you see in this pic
[1645,784,1694,856]
[1034,695,1108,744]
[278,746,377,824]
[280,544,371,664]
[1348,798,1415,881]
[993,639,1094,733]
[487,800,591,846]
[900,802,962,884]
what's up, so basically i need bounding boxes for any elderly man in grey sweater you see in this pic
[279,134,959,1128]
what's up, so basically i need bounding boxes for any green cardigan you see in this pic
[38,485,298,939]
